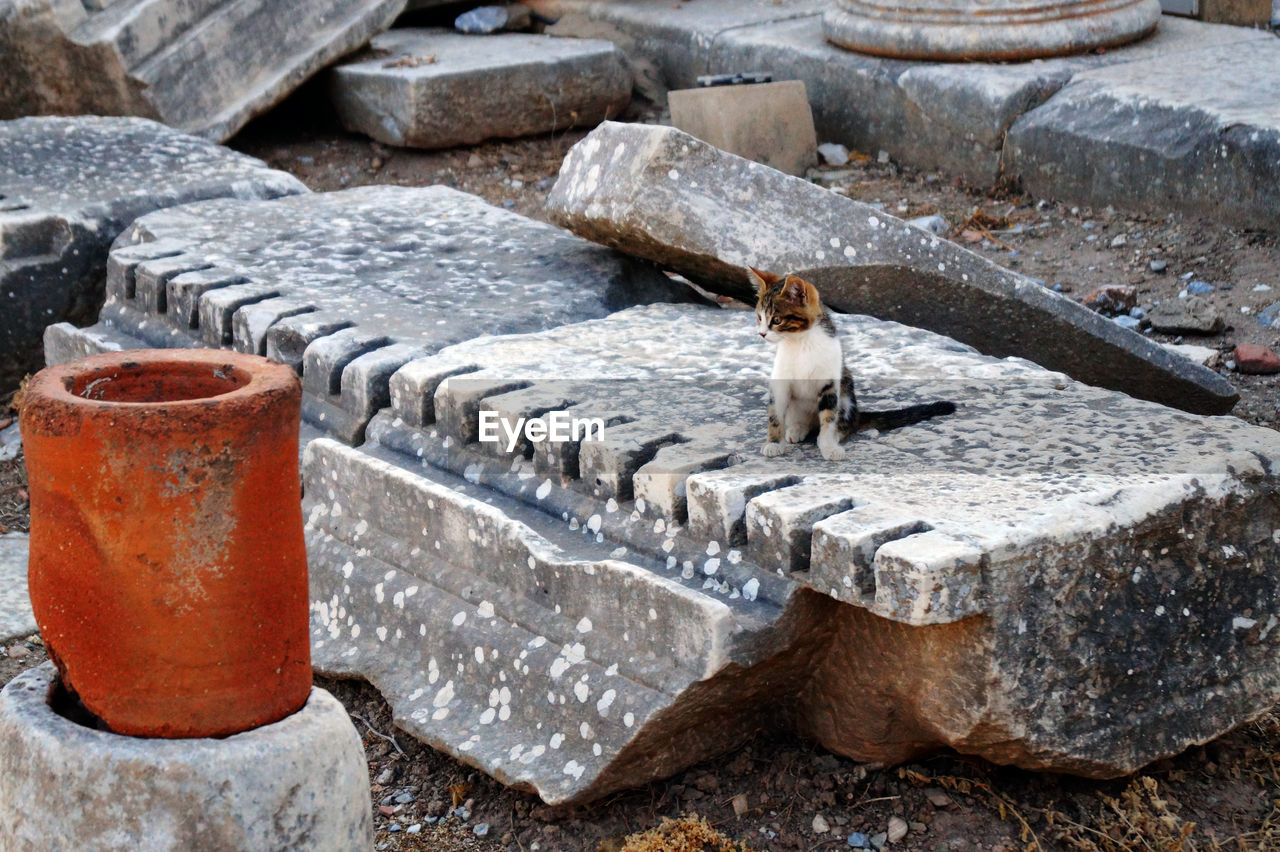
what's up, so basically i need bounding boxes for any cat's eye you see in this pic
[769,318,781,327]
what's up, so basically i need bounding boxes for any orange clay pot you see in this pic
[20,349,311,738]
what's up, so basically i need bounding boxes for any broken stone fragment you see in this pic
[0,116,306,392]
[308,302,1280,802]
[546,121,1237,415]
[1148,297,1226,335]
[0,0,405,142]
[1233,343,1280,375]
[330,30,631,149]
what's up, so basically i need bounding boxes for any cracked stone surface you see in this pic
[308,301,1280,800]
[0,0,405,142]
[0,116,306,392]
[546,121,1238,415]
[44,184,693,444]
[330,29,632,149]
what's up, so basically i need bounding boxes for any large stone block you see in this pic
[546,121,1237,415]
[0,534,32,643]
[44,185,692,443]
[0,663,371,851]
[0,0,405,142]
[330,29,632,149]
[308,302,1280,800]
[0,116,306,392]
[1006,35,1280,229]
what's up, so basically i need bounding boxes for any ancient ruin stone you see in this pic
[0,534,32,642]
[1006,34,1280,230]
[546,121,1238,415]
[308,302,1280,801]
[330,29,632,149]
[0,0,405,142]
[0,116,306,392]
[44,185,692,443]
[822,0,1160,62]
[0,664,371,850]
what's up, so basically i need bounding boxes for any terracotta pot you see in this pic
[21,349,311,738]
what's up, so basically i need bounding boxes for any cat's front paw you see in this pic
[761,441,790,458]
[785,426,807,444]
[819,442,847,461]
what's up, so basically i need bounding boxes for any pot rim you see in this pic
[28,349,297,410]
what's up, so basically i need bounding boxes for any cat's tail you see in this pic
[853,401,956,433]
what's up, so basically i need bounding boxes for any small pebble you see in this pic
[1110,233,1127,247]
[454,806,471,821]
[394,793,414,804]
[876,150,890,164]
[1149,259,1167,273]
[888,816,909,843]
[387,824,402,833]
[374,767,394,785]
[502,200,516,209]
[813,814,830,834]
[731,793,749,816]
[924,788,953,808]
[871,833,888,850]
[535,177,553,191]
[474,823,490,837]
[1113,315,1141,330]
[6,645,29,659]
[818,142,851,166]
[406,824,422,835]
[848,832,870,848]
[1186,280,1214,295]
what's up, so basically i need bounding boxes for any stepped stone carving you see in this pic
[330,29,631,149]
[0,0,405,141]
[0,116,306,392]
[43,185,692,443]
[307,302,1280,801]
[546,121,1238,415]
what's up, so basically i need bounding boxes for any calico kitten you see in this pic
[752,268,955,461]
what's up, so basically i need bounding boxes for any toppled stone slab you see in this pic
[309,301,1280,800]
[44,185,691,443]
[0,534,32,643]
[1006,35,1280,229]
[547,121,1237,415]
[330,29,631,149]
[0,663,371,850]
[0,116,306,392]
[0,0,405,142]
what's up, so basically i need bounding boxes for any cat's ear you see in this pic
[783,274,813,305]
[748,267,781,290]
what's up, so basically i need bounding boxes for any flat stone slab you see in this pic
[547,121,1237,415]
[0,663,371,850]
[44,185,692,444]
[330,29,632,149]
[0,0,405,142]
[0,116,306,392]
[309,301,1280,801]
[0,534,32,644]
[1006,34,1280,229]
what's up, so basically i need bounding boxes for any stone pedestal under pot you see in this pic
[0,663,371,851]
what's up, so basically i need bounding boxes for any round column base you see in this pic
[822,0,1162,61]
[0,663,372,851]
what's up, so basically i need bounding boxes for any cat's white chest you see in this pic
[772,330,842,384]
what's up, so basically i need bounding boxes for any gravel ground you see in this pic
[0,82,1277,851]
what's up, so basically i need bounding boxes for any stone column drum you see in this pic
[823,0,1163,61]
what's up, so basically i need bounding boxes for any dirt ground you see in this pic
[2,84,1278,851]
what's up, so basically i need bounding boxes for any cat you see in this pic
[751,268,956,461]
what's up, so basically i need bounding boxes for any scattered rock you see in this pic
[818,142,851,166]
[1259,302,1280,330]
[1148,297,1227,335]
[888,816,909,843]
[1113,316,1141,331]
[5,646,28,659]
[1161,343,1219,367]
[1110,234,1127,248]
[924,788,953,808]
[1185,280,1215,295]
[473,822,490,837]
[813,814,830,834]
[732,794,749,816]
[906,214,948,236]
[455,4,531,33]
[848,831,870,848]
[1083,284,1137,315]
[871,832,889,849]
[1150,259,1168,273]
[1233,344,1280,375]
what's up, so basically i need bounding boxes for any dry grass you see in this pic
[610,814,754,852]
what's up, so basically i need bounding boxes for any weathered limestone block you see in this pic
[0,116,306,392]
[1006,36,1280,230]
[546,121,1238,415]
[0,534,32,643]
[0,0,405,142]
[310,302,1280,800]
[822,0,1160,62]
[44,185,691,443]
[330,29,632,149]
[0,663,371,851]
